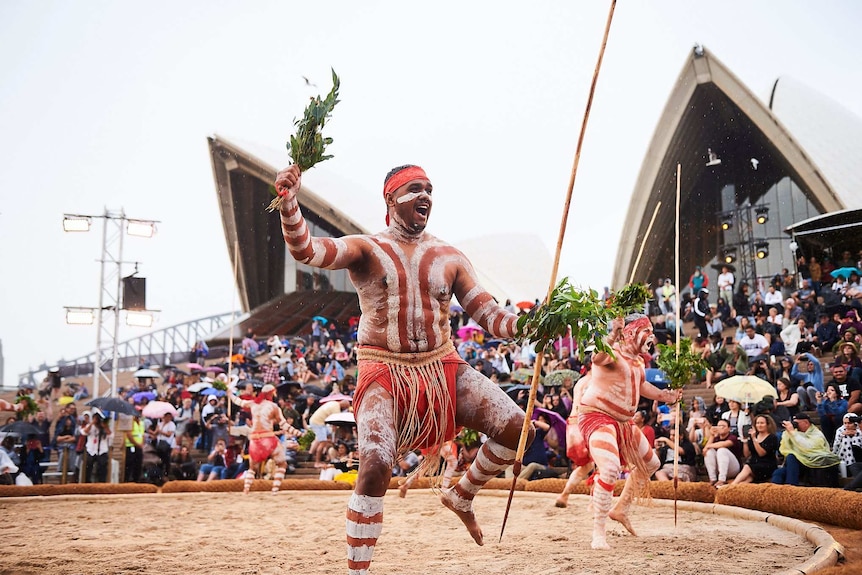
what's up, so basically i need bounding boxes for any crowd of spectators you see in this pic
[4,248,861,494]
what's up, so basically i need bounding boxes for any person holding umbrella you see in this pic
[148,413,176,477]
[82,408,112,483]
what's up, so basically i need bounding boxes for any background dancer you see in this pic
[567,314,680,549]
[228,383,301,494]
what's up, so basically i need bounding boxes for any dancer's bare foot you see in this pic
[440,488,484,546]
[554,495,569,508]
[608,508,637,536]
[398,483,408,499]
[590,532,610,550]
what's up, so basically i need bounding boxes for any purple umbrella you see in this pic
[532,407,567,454]
[132,391,156,403]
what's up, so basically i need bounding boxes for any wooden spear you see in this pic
[672,163,681,526]
[226,238,240,421]
[499,0,618,542]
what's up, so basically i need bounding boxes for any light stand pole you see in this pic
[63,208,158,398]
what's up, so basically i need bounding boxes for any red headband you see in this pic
[623,316,652,337]
[383,166,428,225]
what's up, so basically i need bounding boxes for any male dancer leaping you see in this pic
[275,164,533,574]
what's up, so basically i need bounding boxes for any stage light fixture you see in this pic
[755,206,769,225]
[62,215,91,232]
[755,242,769,259]
[723,249,737,264]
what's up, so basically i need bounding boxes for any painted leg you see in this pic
[609,429,659,535]
[349,383,398,574]
[555,464,592,508]
[441,439,515,546]
[591,475,616,550]
[346,493,384,575]
[271,467,285,494]
[243,468,255,494]
[587,425,621,550]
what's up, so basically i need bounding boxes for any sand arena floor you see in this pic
[0,489,820,575]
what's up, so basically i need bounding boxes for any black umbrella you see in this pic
[0,421,43,437]
[303,384,329,397]
[276,381,302,400]
[86,397,137,416]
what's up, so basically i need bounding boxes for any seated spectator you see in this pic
[170,445,198,480]
[815,383,848,444]
[838,311,862,338]
[0,441,19,485]
[654,427,697,482]
[703,419,743,487]
[771,413,841,487]
[706,395,730,426]
[813,313,840,355]
[197,438,227,481]
[710,351,748,389]
[505,414,550,480]
[832,413,862,481]
[222,437,247,480]
[730,414,779,485]
[834,342,862,377]
[791,352,823,410]
[773,377,799,431]
[828,362,861,417]
[834,414,862,491]
[721,400,751,437]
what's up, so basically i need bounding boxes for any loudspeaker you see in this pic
[122,276,146,311]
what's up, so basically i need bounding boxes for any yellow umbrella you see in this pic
[714,375,777,404]
[58,396,75,406]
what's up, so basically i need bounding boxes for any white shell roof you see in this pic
[770,76,862,209]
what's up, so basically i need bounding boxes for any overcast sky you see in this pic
[1,1,860,387]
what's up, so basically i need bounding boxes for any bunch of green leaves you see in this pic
[210,380,227,392]
[267,68,341,212]
[297,429,316,452]
[516,278,652,360]
[604,283,653,316]
[654,338,708,391]
[14,395,39,419]
[458,428,481,447]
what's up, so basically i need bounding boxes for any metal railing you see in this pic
[15,312,235,389]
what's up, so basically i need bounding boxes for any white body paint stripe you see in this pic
[347,544,375,563]
[346,519,383,539]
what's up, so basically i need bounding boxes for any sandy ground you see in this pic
[0,490,815,575]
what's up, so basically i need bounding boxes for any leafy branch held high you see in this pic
[267,68,341,212]
[516,279,652,360]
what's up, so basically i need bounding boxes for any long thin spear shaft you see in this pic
[628,201,662,285]
[226,239,239,420]
[672,163,681,526]
[500,0,617,542]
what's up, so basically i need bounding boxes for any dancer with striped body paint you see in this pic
[227,383,301,494]
[563,314,680,549]
[275,164,533,574]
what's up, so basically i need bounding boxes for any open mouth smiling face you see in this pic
[394,179,433,230]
